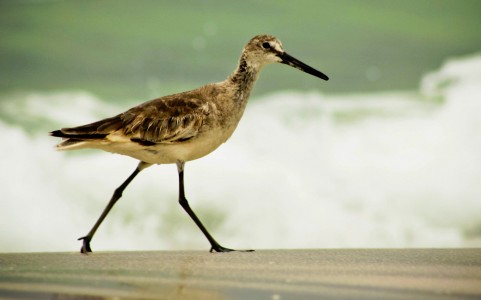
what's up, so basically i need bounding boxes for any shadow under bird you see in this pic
[50,34,329,254]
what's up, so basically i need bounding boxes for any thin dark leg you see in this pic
[176,161,253,253]
[78,161,150,254]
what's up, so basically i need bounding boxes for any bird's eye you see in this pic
[261,42,271,49]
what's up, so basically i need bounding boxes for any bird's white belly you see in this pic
[95,126,235,165]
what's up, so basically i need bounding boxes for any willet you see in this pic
[51,34,329,254]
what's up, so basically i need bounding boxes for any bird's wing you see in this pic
[51,93,211,145]
[120,95,210,144]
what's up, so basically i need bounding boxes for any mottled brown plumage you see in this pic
[50,34,328,254]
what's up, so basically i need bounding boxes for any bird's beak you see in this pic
[279,52,329,81]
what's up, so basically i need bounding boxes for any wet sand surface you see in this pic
[1,249,480,299]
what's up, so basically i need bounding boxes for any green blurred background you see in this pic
[2,0,480,102]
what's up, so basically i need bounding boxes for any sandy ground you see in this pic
[0,249,480,299]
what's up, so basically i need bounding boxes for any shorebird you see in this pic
[51,34,329,254]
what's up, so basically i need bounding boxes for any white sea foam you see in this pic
[1,54,480,252]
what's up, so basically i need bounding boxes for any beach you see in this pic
[1,249,480,299]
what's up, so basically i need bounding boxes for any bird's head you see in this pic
[243,34,329,81]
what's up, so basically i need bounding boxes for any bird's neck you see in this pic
[227,53,262,101]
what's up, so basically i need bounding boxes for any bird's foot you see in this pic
[210,244,254,253]
[78,236,93,254]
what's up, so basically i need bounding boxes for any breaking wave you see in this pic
[1,54,480,252]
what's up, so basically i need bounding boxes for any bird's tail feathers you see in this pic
[50,115,123,150]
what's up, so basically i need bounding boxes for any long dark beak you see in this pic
[279,52,329,81]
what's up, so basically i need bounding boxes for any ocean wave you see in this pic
[1,54,480,252]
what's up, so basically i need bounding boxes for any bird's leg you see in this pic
[78,161,151,254]
[176,161,253,253]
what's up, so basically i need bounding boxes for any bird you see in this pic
[50,34,329,254]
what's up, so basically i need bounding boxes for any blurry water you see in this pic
[1,54,480,252]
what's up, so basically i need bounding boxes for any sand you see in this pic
[1,249,480,299]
